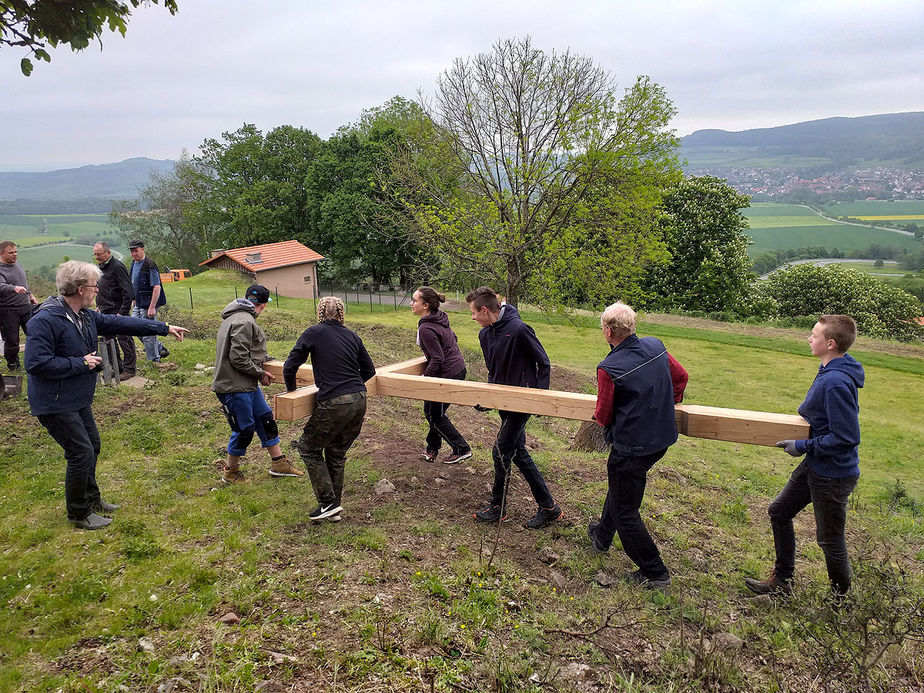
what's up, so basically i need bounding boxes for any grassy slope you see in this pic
[743,203,922,256]
[1,271,921,692]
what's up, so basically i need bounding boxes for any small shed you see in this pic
[199,240,324,298]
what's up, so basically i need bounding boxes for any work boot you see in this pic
[119,371,135,381]
[587,520,608,553]
[624,569,671,589]
[473,504,508,523]
[269,456,304,477]
[71,513,112,530]
[744,570,793,596]
[221,467,249,484]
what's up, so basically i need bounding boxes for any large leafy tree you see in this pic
[393,36,681,307]
[2,0,178,75]
[192,124,323,250]
[645,175,754,312]
[109,153,210,270]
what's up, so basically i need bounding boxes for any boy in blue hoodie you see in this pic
[746,315,864,597]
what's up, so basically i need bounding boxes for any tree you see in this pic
[393,37,680,307]
[110,153,210,270]
[2,0,178,75]
[645,176,753,312]
[192,124,323,250]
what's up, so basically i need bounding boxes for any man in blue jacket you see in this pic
[466,286,562,530]
[590,301,685,589]
[26,261,188,530]
[746,315,864,597]
[128,240,168,362]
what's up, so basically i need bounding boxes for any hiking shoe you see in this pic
[421,450,438,463]
[526,504,563,530]
[744,570,793,596]
[473,504,508,523]
[624,569,671,589]
[587,520,608,553]
[159,345,170,358]
[119,371,135,381]
[92,499,121,514]
[221,467,249,484]
[269,457,304,477]
[309,503,344,522]
[71,513,112,530]
[443,450,473,464]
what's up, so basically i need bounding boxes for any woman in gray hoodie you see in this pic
[410,286,472,464]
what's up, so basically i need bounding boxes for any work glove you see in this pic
[775,440,803,457]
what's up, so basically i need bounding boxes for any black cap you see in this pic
[245,284,272,304]
[128,239,145,249]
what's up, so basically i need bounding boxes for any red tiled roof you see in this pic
[199,240,324,271]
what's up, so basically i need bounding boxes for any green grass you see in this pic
[0,214,117,248]
[1,270,922,691]
[820,200,924,219]
[744,203,922,256]
[15,242,98,270]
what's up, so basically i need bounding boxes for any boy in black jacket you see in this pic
[466,286,562,529]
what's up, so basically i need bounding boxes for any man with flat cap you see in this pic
[128,240,168,362]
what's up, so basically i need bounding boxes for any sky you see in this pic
[2,0,923,171]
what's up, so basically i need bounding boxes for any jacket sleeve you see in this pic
[94,312,167,338]
[24,318,87,378]
[521,324,551,389]
[593,368,614,427]
[0,272,18,299]
[227,320,265,380]
[283,331,312,391]
[418,325,445,377]
[668,353,689,403]
[116,263,135,314]
[479,330,494,384]
[356,337,376,382]
[796,386,861,458]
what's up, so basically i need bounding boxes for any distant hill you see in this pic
[680,112,924,171]
[0,157,175,201]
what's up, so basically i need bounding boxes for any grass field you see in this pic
[820,200,924,221]
[1,271,921,691]
[0,214,116,248]
[744,203,922,256]
[15,242,98,270]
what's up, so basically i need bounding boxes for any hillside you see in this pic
[1,272,921,691]
[0,157,174,201]
[681,112,924,171]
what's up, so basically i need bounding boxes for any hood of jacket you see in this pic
[221,298,258,320]
[490,303,520,331]
[418,310,451,329]
[818,353,865,389]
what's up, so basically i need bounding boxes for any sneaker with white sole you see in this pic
[269,456,304,477]
[309,503,343,522]
[443,450,473,464]
[421,450,438,463]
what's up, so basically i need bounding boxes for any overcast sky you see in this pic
[2,0,923,171]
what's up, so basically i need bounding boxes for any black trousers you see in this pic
[296,391,367,506]
[1,305,31,368]
[423,368,470,454]
[490,410,554,509]
[37,406,102,522]
[100,309,137,374]
[769,459,858,594]
[595,447,669,579]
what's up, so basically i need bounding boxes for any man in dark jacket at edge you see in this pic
[590,301,689,589]
[745,314,864,597]
[466,286,563,530]
[26,261,188,530]
[93,242,136,380]
[283,296,376,523]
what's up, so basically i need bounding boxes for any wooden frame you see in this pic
[264,357,809,447]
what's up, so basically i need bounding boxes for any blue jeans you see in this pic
[131,305,163,361]
[490,410,554,509]
[769,460,858,594]
[216,389,280,456]
[595,448,669,579]
[37,406,102,521]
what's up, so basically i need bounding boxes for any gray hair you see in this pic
[601,301,637,340]
[94,241,110,251]
[56,260,102,296]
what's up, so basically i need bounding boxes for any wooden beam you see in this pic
[264,360,313,386]
[274,385,318,421]
[677,404,809,448]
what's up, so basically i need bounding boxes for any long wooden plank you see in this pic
[264,360,313,386]
[677,404,809,447]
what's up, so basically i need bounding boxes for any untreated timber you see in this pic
[270,360,809,447]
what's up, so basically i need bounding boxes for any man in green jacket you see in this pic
[212,284,303,484]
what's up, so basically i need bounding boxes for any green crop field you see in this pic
[15,242,98,270]
[1,270,922,691]
[0,213,117,247]
[820,200,924,220]
[744,203,922,256]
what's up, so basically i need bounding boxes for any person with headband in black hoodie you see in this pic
[410,286,473,464]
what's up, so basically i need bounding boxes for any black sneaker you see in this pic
[309,503,343,522]
[587,520,608,552]
[526,504,563,530]
[91,499,121,514]
[623,569,671,589]
[159,345,170,358]
[473,504,508,523]
[70,513,112,530]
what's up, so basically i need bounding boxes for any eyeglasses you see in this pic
[81,284,99,291]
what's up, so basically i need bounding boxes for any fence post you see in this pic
[275,285,280,307]
[369,287,373,312]
[189,286,193,310]
[235,286,238,299]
